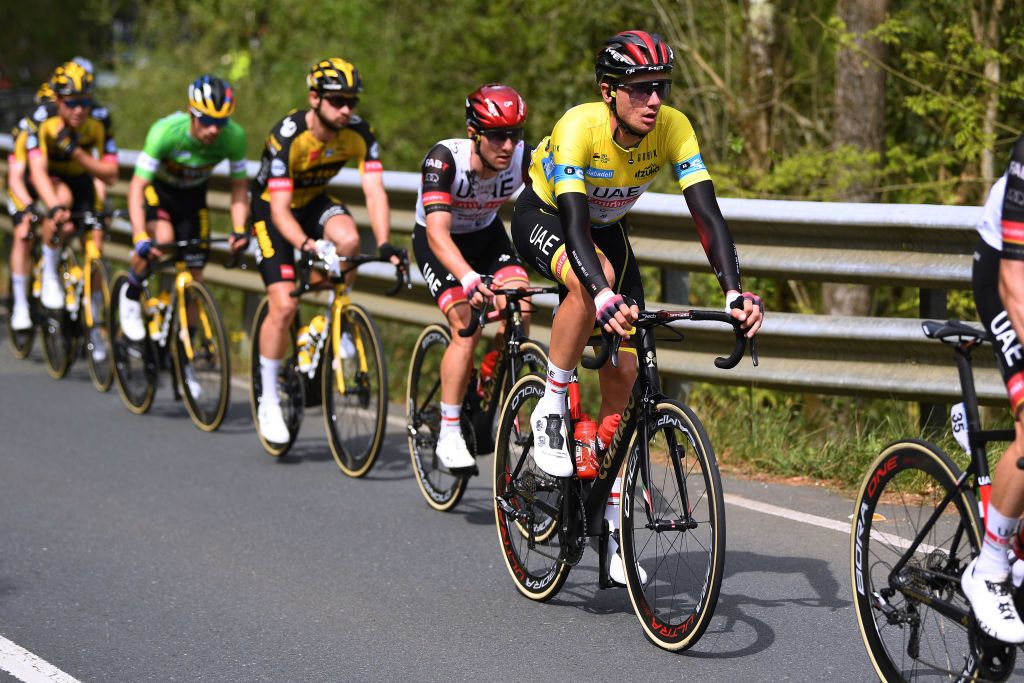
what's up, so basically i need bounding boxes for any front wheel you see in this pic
[109,273,158,414]
[84,259,114,392]
[850,440,999,682]
[620,400,725,652]
[493,375,571,602]
[323,303,387,478]
[407,324,472,511]
[248,296,304,457]
[172,280,230,432]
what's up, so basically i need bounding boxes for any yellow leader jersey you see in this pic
[26,114,117,178]
[528,101,712,226]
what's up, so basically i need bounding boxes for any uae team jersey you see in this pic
[133,111,248,188]
[528,101,712,226]
[414,138,530,234]
[977,138,1024,260]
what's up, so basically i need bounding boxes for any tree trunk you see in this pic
[972,0,1005,183]
[745,0,776,174]
[824,0,888,317]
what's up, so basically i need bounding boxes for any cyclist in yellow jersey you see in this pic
[249,57,399,445]
[26,61,118,312]
[5,82,55,331]
[511,30,763,582]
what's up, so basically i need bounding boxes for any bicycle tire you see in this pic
[407,324,471,511]
[84,259,114,392]
[493,375,572,601]
[171,280,230,432]
[620,399,725,652]
[248,296,304,457]
[323,302,387,478]
[851,439,998,682]
[109,272,158,414]
[6,271,35,359]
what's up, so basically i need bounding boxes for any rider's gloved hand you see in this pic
[229,225,249,252]
[134,237,155,260]
[461,270,493,308]
[595,289,638,337]
[54,127,79,157]
[726,290,765,338]
[378,241,403,267]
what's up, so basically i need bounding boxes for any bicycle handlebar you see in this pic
[290,240,410,298]
[457,277,559,338]
[581,308,758,371]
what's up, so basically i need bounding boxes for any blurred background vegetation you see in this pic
[3,0,1023,488]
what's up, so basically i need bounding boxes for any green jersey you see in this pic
[134,111,248,189]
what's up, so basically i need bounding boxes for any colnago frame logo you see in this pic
[599,394,636,479]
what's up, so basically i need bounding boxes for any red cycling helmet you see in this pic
[595,30,674,84]
[465,84,527,131]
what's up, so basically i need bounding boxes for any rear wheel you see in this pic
[249,296,304,457]
[172,280,230,432]
[620,400,725,652]
[110,273,158,414]
[323,303,387,477]
[407,324,470,511]
[850,440,1004,682]
[493,375,571,601]
[84,259,114,392]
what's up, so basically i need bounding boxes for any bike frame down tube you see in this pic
[484,297,528,420]
[583,327,663,536]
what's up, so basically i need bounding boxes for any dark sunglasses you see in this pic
[482,128,525,144]
[618,80,672,101]
[323,95,359,109]
[62,98,93,109]
[193,113,229,128]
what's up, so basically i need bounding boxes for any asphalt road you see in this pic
[0,337,901,682]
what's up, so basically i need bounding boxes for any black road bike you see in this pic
[852,319,1024,682]
[493,307,756,652]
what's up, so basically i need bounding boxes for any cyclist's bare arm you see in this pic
[229,177,249,231]
[1001,260,1024,349]
[27,154,64,218]
[269,187,313,252]
[424,211,492,306]
[6,159,33,210]
[127,174,151,240]
[361,171,393,258]
[72,148,117,186]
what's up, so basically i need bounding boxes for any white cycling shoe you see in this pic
[340,331,356,360]
[608,529,648,586]
[183,364,202,399]
[10,304,31,331]
[257,400,290,445]
[118,287,147,342]
[530,403,573,477]
[41,272,63,310]
[962,557,1024,643]
[435,430,475,470]
[89,327,107,362]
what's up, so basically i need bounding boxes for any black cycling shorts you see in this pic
[511,184,645,309]
[412,217,528,315]
[252,193,351,286]
[55,173,97,215]
[144,181,210,268]
[973,238,1024,414]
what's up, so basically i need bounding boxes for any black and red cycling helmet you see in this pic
[595,30,674,84]
[465,84,527,131]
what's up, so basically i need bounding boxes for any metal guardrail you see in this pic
[0,135,1005,404]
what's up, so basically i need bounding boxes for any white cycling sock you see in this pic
[11,274,28,308]
[259,355,281,406]
[42,245,60,279]
[976,504,1018,578]
[538,361,572,416]
[440,402,461,438]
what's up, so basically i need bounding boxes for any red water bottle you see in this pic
[574,415,598,479]
[597,413,621,453]
[477,350,499,397]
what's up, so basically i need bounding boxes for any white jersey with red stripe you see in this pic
[414,138,529,235]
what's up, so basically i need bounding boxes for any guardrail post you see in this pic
[919,288,949,433]
[661,268,690,401]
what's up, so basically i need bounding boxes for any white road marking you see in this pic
[725,493,851,534]
[0,635,80,683]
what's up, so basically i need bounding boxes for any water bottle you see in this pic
[477,350,499,398]
[65,265,83,312]
[146,296,163,340]
[574,414,598,479]
[597,414,621,454]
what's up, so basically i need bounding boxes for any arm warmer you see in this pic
[557,191,610,296]
[683,179,741,293]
